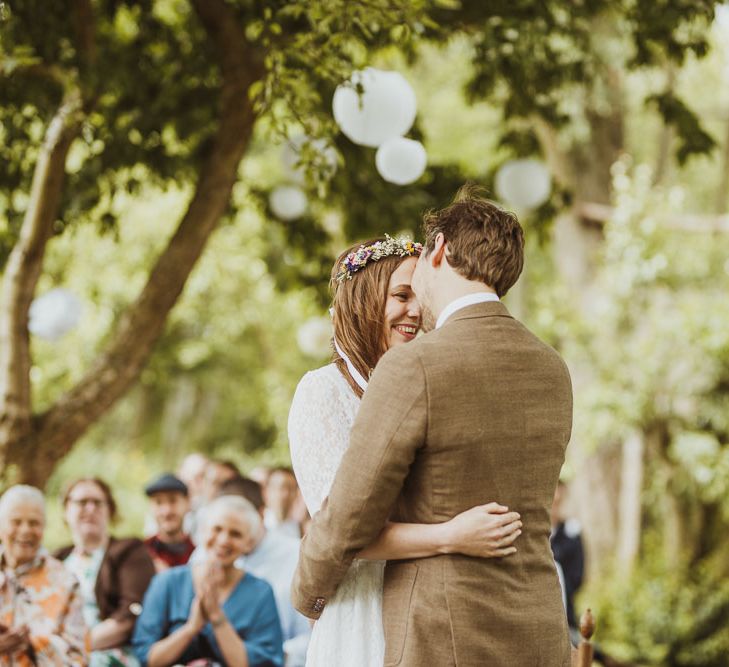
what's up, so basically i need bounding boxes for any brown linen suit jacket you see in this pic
[291,301,573,666]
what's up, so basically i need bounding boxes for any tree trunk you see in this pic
[545,68,627,579]
[543,67,623,296]
[642,422,688,566]
[616,431,644,572]
[653,122,673,187]
[3,0,265,488]
[653,68,676,186]
[569,441,622,577]
[0,90,83,474]
[714,113,729,214]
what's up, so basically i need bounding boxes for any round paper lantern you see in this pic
[269,185,307,221]
[282,136,338,183]
[332,68,417,148]
[28,288,83,341]
[715,3,729,29]
[495,159,552,210]
[296,316,332,357]
[375,137,427,185]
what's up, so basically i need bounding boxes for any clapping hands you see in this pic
[188,562,225,632]
[186,596,207,634]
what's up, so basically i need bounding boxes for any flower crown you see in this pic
[335,234,423,283]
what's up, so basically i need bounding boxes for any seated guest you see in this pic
[216,477,310,667]
[54,478,156,666]
[177,453,210,538]
[133,495,283,667]
[177,453,210,507]
[143,474,195,572]
[204,460,240,502]
[290,490,311,537]
[263,468,301,539]
[248,467,271,487]
[0,485,87,666]
[183,460,241,541]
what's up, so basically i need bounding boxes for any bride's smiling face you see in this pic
[384,257,421,349]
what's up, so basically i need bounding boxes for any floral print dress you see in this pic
[0,548,88,666]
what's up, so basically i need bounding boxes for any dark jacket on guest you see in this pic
[54,537,156,625]
[550,520,585,628]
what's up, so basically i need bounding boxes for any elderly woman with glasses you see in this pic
[0,485,88,666]
[54,478,155,666]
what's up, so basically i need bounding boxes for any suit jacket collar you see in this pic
[435,292,500,329]
[441,300,512,326]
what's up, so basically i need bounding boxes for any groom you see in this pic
[292,185,573,666]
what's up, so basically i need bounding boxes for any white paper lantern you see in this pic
[375,137,427,185]
[28,288,83,341]
[269,185,307,221]
[296,316,332,357]
[332,68,417,148]
[282,136,338,183]
[715,4,729,29]
[495,159,552,210]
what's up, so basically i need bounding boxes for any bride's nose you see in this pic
[408,298,421,319]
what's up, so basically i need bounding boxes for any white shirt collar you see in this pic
[435,292,500,330]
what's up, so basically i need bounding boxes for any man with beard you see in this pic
[144,474,195,572]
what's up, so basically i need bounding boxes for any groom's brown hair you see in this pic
[422,183,524,296]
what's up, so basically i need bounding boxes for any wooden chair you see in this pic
[572,609,595,667]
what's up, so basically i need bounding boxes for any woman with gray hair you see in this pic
[0,485,88,666]
[133,495,283,666]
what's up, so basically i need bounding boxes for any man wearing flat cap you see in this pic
[143,473,195,572]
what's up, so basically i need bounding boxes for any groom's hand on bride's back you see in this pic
[441,502,522,558]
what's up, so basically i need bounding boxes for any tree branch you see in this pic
[71,0,97,66]
[533,116,575,191]
[0,62,68,85]
[0,89,84,461]
[13,0,265,483]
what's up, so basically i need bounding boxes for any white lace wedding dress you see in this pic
[288,363,386,667]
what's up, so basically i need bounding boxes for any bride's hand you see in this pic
[443,503,522,558]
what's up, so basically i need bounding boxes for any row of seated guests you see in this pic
[0,469,308,667]
[175,455,306,542]
[143,471,310,665]
[134,494,282,667]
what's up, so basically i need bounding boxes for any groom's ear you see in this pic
[430,233,447,268]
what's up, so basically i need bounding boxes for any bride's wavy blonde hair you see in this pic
[329,238,414,398]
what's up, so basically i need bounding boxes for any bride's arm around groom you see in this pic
[291,338,428,616]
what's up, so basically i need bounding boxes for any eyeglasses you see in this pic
[67,498,107,509]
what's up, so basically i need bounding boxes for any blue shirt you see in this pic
[132,566,283,667]
[237,531,311,666]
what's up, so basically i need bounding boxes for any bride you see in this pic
[288,236,522,666]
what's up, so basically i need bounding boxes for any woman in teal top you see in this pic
[133,496,283,667]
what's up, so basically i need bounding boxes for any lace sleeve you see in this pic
[288,367,357,517]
